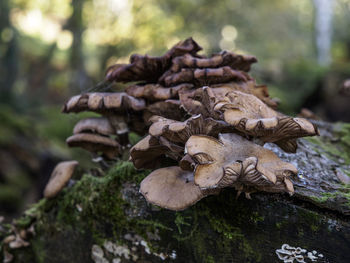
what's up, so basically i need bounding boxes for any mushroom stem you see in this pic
[106,115,130,145]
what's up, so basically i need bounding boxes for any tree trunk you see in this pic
[1,121,350,263]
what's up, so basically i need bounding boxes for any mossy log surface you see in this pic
[1,121,350,263]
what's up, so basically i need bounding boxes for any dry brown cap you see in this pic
[148,114,232,144]
[159,51,257,83]
[66,133,121,159]
[164,66,249,86]
[215,91,319,152]
[73,117,115,136]
[43,161,79,198]
[185,133,297,195]
[211,81,278,109]
[62,92,145,114]
[140,166,213,211]
[125,83,193,101]
[129,135,182,169]
[179,87,221,118]
[105,37,202,83]
[144,99,185,123]
[340,79,350,96]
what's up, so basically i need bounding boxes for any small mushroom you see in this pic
[215,90,319,152]
[140,166,219,211]
[66,133,121,159]
[3,249,14,263]
[163,66,249,86]
[125,83,193,101]
[339,79,350,96]
[297,108,319,120]
[63,92,145,145]
[43,161,79,198]
[73,117,115,136]
[106,37,202,83]
[159,51,257,83]
[185,133,297,195]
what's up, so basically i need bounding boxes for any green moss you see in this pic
[310,189,350,208]
[128,132,142,145]
[5,160,344,262]
[305,123,350,164]
[174,213,191,234]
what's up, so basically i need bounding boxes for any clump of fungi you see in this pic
[61,37,319,210]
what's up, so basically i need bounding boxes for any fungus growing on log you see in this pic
[60,37,319,210]
[43,161,79,198]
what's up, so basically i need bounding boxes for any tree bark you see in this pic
[1,120,350,263]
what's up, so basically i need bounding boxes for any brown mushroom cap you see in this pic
[211,81,278,109]
[163,66,249,86]
[62,92,145,114]
[148,114,232,144]
[43,161,79,198]
[185,133,297,195]
[159,51,257,83]
[178,87,220,118]
[144,99,186,123]
[125,83,193,101]
[106,37,202,83]
[129,135,182,169]
[140,166,218,211]
[66,133,121,159]
[215,90,319,152]
[73,117,115,136]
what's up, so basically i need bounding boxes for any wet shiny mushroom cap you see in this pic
[44,161,79,198]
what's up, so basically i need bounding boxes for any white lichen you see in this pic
[275,244,325,262]
[91,233,177,262]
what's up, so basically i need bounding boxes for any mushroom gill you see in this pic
[185,133,297,196]
[214,90,319,152]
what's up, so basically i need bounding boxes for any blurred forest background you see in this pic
[1,0,350,220]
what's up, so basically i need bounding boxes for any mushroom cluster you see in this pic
[63,37,319,210]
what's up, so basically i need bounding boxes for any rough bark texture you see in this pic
[1,121,350,263]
